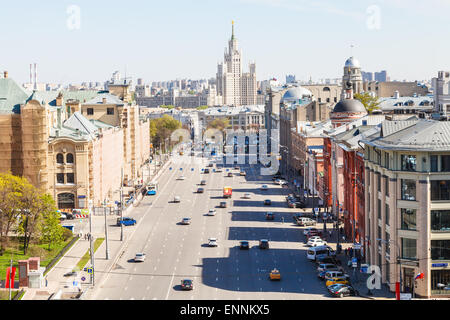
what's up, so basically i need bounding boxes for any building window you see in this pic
[431,155,438,172]
[385,232,390,255]
[431,240,450,260]
[401,155,416,171]
[87,108,94,115]
[377,173,381,192]
[377,226,382,242]
[107,108,114,115]
[377,199,381,220]
[431,180,450,201]
[385,204,390,226]
[401,208,417,231]
[56,153,64,164]
[66,173,74,184]
[401,179,416,201]
[431,210,450,232]
[431,270,450,294]
[385,153,389,169]
[441,155,450,172]
[56,173,64,184]
[66,153,74,164]
[401,238,417,260]
[385,177,389,197]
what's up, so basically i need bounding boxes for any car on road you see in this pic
[215,168,223,173]
[206,209,216,216]
[274,179,287,185]
[307,237,327,247]
[296,217,316,226]
[240,171,246,176]
[327,284,358,298]
[181,217,191,225]
[197,187,204,193]
[265,212,275,220]
[317,263,340,273]
[227,172,233,177]
[269,269,281,280]
[303,227,319,236]
[263,199,272,206]
[177,175,186,180]
[134,253,146,262]
[219,201,227,208]
[173,195,181,203]
[242,193,251,199]
[59,213,67,220]
[208,163,214,167]
[204,168,210,174]
[208,238,218,247]
[200,180,207,185]
[234,166,240,170]
[117,217,137,226]
[272,175,283,181]
[181,279,194,290]
[63,271,78,277]
[323,270,349,281]
[239,240,250,250]
[259,239,269,249]
[325,276,350,287]
[260,185,269,191]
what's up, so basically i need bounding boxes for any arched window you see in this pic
[323,87,330,92]
[67,153,74,164]
[56,153,64,164]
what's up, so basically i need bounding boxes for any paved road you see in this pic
[88,152,365,300]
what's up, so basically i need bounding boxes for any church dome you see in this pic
[332,99,367,113]
[344,56,360,68]
[281,86,312,103]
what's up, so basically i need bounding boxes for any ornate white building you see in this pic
[216,22,257,107]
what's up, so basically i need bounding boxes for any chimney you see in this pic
[102,97,107,104]
[34,63,37,90]
[30,64,32,84]
[4,71,8,78]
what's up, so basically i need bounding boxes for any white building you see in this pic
[216,22,257,107]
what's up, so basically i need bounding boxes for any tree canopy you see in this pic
[150,114,182,150]
[207,118,230,132]
[354,92,380,114]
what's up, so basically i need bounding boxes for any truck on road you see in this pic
[223,187,232,198]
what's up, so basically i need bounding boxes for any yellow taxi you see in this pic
[325,276,350,287]
[269,268,281,280]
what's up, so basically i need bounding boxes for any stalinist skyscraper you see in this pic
[216,21,257,106]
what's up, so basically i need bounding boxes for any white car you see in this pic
[317,263,340,273]
[178,175,186,180]
[134,253,146,262]
[243,193,251,199]
[206,209,216,216]
[275,179,287,185]
[307,238,327,247]
[260,185,269,191]
[208,238,218,247]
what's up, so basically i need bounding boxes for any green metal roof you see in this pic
[0,78,31,114]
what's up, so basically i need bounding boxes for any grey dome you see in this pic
[333,99,367,113]
[282,86,312,103]
[344,56,360,68]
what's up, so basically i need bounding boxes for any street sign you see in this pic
[169,167,172,170]
[87,268,93,274]
[81,276,86,282]
[191,168,194,171]
[180,168,183,171]
[352,257,358,268]
[400,293,412,300]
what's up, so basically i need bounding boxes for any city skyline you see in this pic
[0,0,449,85]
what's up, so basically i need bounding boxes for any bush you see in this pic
[62,228,73,241]
[26,246,48,259]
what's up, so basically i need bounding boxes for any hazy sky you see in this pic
[1,0,449,85]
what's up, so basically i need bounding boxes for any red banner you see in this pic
[395,282,400,300]
[5,267,16,289]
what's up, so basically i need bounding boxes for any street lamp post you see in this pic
[103,199,109,260]
[88,200,95,286]
[120,167,124,242]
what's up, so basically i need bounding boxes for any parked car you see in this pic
[117,217,137,226]
[206,209,216,216]
[219,201,227,208]
[239,240,250,250]
[259,239,269,249]
[303,227,319,236]
[325,276,350,287]
[317,263,340,273]
[323,270,349,281]
[197,187,204,193]
[181,279,194,290]
[227,172,233,177]
[240,171,246,176]
[307,237,327,247]
[296,217,316,226]
[200,180,207,185]
[327,284,358,298]
[134,253,146,262]
[173,195,181,203]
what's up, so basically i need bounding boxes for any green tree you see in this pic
[160,105,175,110]
[196,105,209,110]
[40,202,64,250]
[354,92,380,114]
[149,114,182,151]
[207,118,230,132]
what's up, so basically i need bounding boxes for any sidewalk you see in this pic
[21,157,172,300]
[325,229,396,300]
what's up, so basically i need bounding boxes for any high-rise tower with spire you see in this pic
[216,21,257,106]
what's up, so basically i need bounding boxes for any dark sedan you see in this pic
[181,279,194,290]
[327,284,358,298]
[264,199,271,206]
[239,240,250,250]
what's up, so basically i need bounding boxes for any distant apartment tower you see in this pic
[362,71,374,82]
[375,70,388,82]
[434,71,450,116]
[216,21,257,106]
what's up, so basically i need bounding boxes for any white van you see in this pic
[297,217,316,226]
[306,245,331,261]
